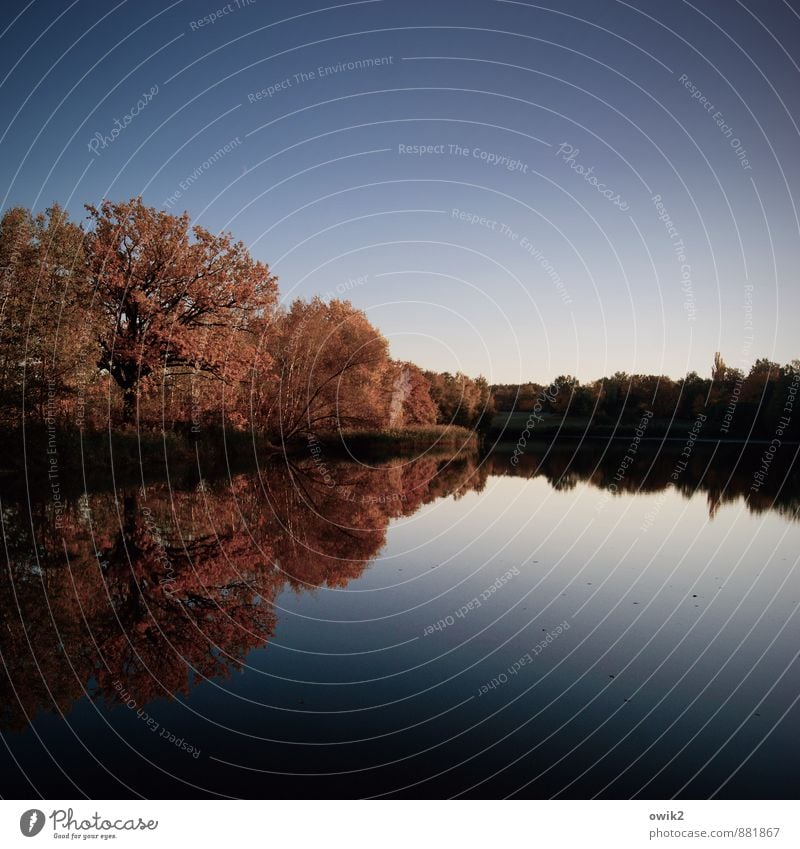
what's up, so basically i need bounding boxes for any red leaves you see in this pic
[84,198,278,424]
[1,197,447,437]
[263,297,391,440]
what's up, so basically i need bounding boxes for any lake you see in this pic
[1,440,798,798]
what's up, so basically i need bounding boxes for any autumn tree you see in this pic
[386,361,438,427]
[424,371,492,428]
[84,198,278,425]
[0,205,89,424]
[260,297,390,441]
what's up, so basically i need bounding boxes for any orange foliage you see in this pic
[84,198,278,425]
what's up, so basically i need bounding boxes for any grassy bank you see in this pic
[0,426,281,497]
[314,425,479,457]
[487,411,780,442]
[0,424,480,495]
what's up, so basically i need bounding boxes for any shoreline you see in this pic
[489,434,800,447]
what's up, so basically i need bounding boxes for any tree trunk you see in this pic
[122,386,136,426]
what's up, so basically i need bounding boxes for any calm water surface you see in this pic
[1,442,798,798]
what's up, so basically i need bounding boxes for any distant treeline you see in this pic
[491,352,800,440]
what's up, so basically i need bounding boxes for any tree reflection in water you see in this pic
[1,439,797,732]
[0,451,487,730]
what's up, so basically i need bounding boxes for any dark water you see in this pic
[1,440,799,799]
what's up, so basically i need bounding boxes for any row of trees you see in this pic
[0,199,484,438]
[424,370,492,430]
[3,196,795,443]
[491,353,800,438]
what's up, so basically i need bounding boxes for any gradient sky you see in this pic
[1,0,799,383]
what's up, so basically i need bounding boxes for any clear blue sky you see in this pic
[2,0,798,383]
